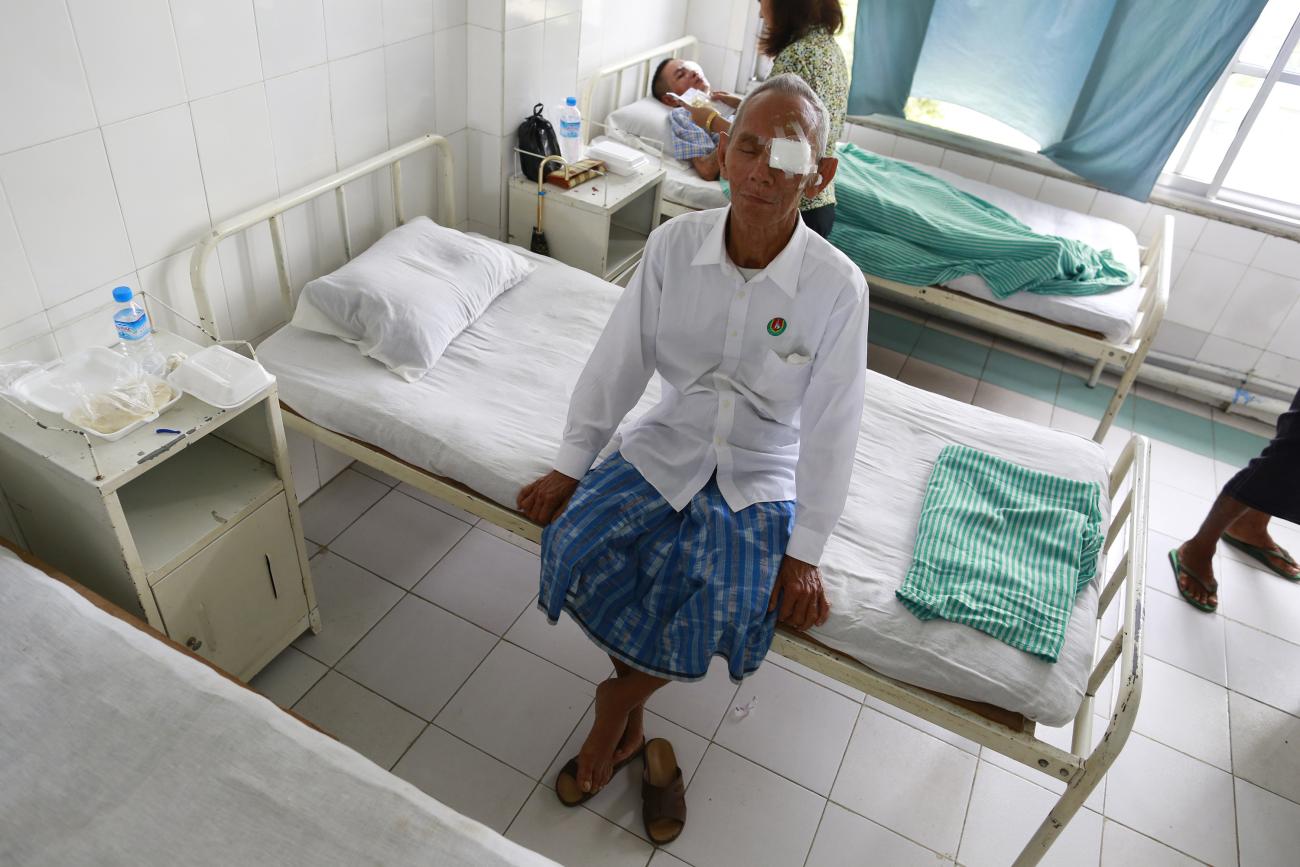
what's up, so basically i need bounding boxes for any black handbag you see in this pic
[517,103,561,182]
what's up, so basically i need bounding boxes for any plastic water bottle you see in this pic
[558,97,583,165]
[111,286,165,376]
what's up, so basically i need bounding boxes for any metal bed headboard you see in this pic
[189,134,455,342]
[578,36,699,145]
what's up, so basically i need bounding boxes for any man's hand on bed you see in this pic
[517,471,580,525]
[769,556,830,631]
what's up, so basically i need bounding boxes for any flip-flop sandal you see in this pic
[1168,548,1217,612]
[1221,533,1300,581]
[641,737,686,845]
[555,738,646,807]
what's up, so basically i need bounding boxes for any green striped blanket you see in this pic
[897,445,1104,662]
[828,143,1133,298]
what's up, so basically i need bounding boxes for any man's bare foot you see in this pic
[611,703,645,765]
[1175,542,1218,608]
[576,679,636,794]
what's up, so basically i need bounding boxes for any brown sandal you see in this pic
[641,738,686,845]
[554,738,645,807]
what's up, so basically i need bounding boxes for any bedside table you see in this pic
[0,333,318,681]
[507,164,666,285]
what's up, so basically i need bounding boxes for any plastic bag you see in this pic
[66,375,174,436]
[0,361,42,393]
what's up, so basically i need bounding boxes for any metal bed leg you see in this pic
[1094,338,1153,444]
[1087,357,1106,388]
[1011,753,1107,867]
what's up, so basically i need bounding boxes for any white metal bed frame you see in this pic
[190,135,1149,866]
[580,39,1173,445]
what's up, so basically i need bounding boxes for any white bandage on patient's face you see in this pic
[767,137,814,177]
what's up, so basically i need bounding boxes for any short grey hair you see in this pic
[731,73,831,159]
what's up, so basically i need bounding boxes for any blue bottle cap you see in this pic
[112,286,133,303]
[566,96,577,106]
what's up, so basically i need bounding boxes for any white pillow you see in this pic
[606,97,675,153]
[291,217,534,381]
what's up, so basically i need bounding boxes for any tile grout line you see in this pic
[953,754,983,864]
[1104,817,1215,865]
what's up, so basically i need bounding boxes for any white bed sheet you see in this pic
[663,161,729,210]
[0,547,557,867]
[260,245,1110,725]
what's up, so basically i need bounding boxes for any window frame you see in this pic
[1158,10,1300,219]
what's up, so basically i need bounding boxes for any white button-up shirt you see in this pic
[554,206,869,564]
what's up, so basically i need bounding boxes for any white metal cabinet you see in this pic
[153,493,309,680]
[0,333,318,681]
[507,165,665,283]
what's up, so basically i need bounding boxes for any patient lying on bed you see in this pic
[651,58,740,181]
[516,74,865,826]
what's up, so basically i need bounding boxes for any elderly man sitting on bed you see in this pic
[518,74,868,820]
[651,57,741,182]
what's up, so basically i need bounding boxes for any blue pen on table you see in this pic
[156,428,182,435]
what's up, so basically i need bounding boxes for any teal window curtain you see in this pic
[847,0,1269,200]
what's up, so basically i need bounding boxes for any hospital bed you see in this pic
[189,135,1150,866]
[0,538,558,867]
[579,39,1173,445]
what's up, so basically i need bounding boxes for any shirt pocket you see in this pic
[756,348,813,405]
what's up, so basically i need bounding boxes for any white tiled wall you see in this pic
[0,0,470,367]
[842,122,1300,391]
[686,0,749,93]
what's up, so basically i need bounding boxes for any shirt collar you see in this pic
[690,206,809,298]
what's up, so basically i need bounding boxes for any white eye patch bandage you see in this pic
[767,137,815,178]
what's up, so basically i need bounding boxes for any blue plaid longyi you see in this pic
[540,453,794,683]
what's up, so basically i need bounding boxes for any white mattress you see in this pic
[260,244,1111,724]
[0,547,557,867]
[882,159,1145,344]
[663,160,729,210]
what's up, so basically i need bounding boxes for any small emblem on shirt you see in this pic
[767,317,787,336]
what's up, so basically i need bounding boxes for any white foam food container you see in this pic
[586,140,648,176]
[8,346,182,441]
[169,345,275,409]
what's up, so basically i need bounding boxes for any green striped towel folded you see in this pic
[828,143,1133,298]
[897,445,1104,662]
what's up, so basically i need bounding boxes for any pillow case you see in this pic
[606,97,675,153]
[291,217,533,381]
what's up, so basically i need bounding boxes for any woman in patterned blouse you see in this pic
[759,0,849,237]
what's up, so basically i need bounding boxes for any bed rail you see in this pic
[1015,433,1149,864]
[578,36,698,145]
[189,134,455,342]
[1085,216,1171,442]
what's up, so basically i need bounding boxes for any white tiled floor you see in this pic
[249,340,1300,866]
